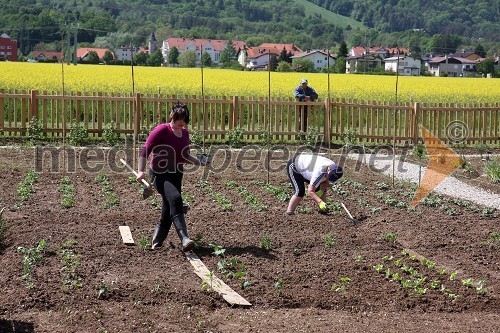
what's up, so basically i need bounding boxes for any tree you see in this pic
[333,57,346,74]
[338,41,348,58]
[102,50,114,64]
[133,51,148,66]
[477,58,495,76]
[428,34,461,54]
[168,46,180,66]
[278,48,288,63]
[219,41,236,67]
[293,59,315,72]
[201,51,212,67]
[276,61,292,72]
[475,44,486,58]
[178,50,197,67]
[84,50,100,64]
[269,54,278,71]
[147,50,163,66]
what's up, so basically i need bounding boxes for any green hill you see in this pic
[293,0,365,30]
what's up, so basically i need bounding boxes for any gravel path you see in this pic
[348,154,500,209]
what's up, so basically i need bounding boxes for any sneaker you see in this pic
[285,211,295,216]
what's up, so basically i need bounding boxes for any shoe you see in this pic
[285,211,295,216]
[172,214,195,252]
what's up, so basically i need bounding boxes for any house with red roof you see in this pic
[32,51,63,62]
[0,33,18,61]
[346,46,411,73]
[76,48,113,62]
[161,38,246,66]
[238,43,302,69]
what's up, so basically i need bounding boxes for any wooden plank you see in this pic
[185,252,252,307]
[118,226,135,245]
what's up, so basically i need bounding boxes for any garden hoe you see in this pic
[341,202,359,224]
[119,158,154,200]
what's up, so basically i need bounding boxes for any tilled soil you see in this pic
[0,146,498,333]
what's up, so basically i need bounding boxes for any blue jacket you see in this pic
[294,85,318,101]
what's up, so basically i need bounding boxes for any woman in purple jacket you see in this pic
[136,102,209,252]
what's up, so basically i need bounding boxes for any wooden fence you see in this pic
[0,89,498,145]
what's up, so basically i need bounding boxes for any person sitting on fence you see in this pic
[285,153,343,215]
[293,78,318,133]
[137,101,210,252]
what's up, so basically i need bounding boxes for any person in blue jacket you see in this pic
[285,153,343,215]
[293,78,318,132]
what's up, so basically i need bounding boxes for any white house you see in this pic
[114,46,136,61]
[238,43,302,69]
[384,56,421,76]
[425,56,479,77]
[162,38,246,66]
[290,49,335,70]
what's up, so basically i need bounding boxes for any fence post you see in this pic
[232,96,238,129]
[134,93,141,141]
[413,102,420,144]
[0,89,4,133]
[29,90,38,120]
[324,98,330,144]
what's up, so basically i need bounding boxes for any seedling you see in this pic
[201,271,220,292]
[354,254,363,263]
[15,170,39,208]
[59,240,83,289]
[438,268,447,275]
[274,277,284,289]
[449,271,458,280]
[331,277,351,292]
[17,239,48,289]
[382,232,397,243]
[323,233,336,248]
[98,282,113,299]
[461,277,473,288]
[375,181,390,190]
[59,176,75,208]
[373,263,384,273]
[95,174,119,208]
[260,233,273,251]
[137,235,150,251]
[475,279,488,295]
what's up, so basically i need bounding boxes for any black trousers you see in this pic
[149,166,184,227]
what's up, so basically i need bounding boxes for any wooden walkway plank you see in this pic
[118,226,135,245]
[185,252,252,307]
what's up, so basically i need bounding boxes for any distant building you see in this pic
[31,51,63,62]
[0,33,18,61]
[162,38,246,66]
[114,46,136,61]
[76,48,113,62]
[384,55,421,76]
[290,49,335,70]
[346,46,410,74]
[425,56,479,77]
[148,32,157,54]
[238,43,302,69]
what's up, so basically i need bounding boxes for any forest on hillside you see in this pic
[0,0,498,56]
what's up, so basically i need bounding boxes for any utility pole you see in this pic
[66,20,71,65]
[73,14,78,65]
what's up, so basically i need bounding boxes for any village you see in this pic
[1,32,497,77]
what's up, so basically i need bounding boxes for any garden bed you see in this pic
[0,146,498,332]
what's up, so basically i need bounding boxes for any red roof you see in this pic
[32,51,63,61]
[165,38,246,52]
[76,48,113,59]
[350,46,410,57]
[257,43,302,55]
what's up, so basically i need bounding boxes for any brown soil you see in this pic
[0,146,498,333]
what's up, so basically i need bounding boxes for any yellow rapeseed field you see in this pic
[1,62,498,104]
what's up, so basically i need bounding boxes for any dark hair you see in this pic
[170,101,190,124]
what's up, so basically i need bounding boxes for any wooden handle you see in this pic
[341,203,354,220]
[119,158,150,187]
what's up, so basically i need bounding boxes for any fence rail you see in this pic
[0,89,498,145]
